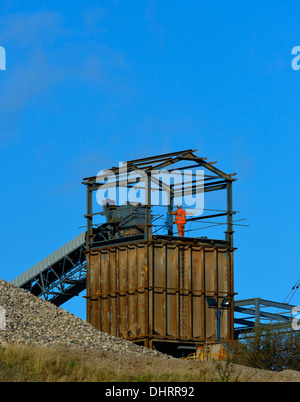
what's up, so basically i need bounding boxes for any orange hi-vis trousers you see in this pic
[177,223,185,237]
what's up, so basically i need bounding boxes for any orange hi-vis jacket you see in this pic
[174,208,186,224]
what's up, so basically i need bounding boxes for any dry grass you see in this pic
[1,344,299,382]
[0,344,217,382]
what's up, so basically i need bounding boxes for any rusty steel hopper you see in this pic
[85,238,234,351]
[103,204,147,237]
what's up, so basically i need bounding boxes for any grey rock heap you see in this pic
[0,279,170,359]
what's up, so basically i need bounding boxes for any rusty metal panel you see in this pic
[127,245,137,338]
[100,250,110,334]
[109,249,117,337]
[166,244,179,338]
[153,243,166,336]
[191,246,204,339]
[86,239,234,346]
[204,248,216,339]
[136,244,148,338]
[217,249,229,340]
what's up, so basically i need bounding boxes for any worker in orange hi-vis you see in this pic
[169,204,194,237]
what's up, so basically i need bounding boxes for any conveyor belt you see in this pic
[11,231,87,306]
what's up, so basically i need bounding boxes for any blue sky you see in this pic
[0,1,299,320]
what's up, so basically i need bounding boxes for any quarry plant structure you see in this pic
[10,149,297,358]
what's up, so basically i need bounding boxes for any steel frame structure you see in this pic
[12,149,295,343]
[82,149,237,250]
[33,247,86,306]
[234,298,296,337]
[13,150,238,312]
[11,233,87,306]
[83,149,238,349]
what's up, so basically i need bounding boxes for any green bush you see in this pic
[233,326,300,371]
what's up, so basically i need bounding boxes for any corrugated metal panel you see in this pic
[86,240,234,346]
[11,231,86,287]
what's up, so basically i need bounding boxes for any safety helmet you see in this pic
[177,203,182,208]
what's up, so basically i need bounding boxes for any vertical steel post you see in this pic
[226,180,234,340]
[168,189,174,236]
[145,172,152,241]
[255,298,261,328]
[86,185,93,250]
[226,181,233,247]
[217,307,221,343]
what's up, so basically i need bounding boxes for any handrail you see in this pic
[183,352,247,361]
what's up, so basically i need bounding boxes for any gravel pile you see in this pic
[0,279,170,359]
[1,280,300,381]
